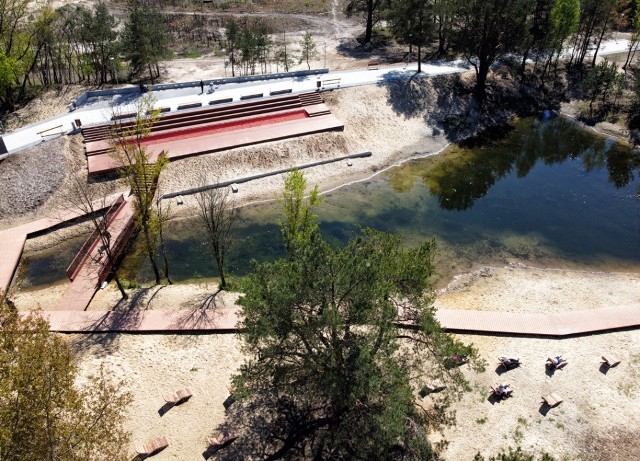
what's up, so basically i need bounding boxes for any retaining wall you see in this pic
[75,69,329,108]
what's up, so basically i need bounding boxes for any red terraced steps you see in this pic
[88,113,344,174]
[143,110,307,146]
[82,92,343,175]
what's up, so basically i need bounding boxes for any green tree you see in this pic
[433,0,457,56]
[581,58,623,116]
[0,302,131,461]
[225,19,240,77]
[298,31,318,70]
[229,172,480,459]
[0,0,39,108]
[569,0,617,68]
[581,59,623,117]
[111,93,168,286]
[278,169,323,254]
[345,0,383,44]
[121,0,170,82]
[452,0,531,100]
[387,0,434,73]
[623,0,640,70]
[82,2,118,85]
[544,0,580,77]
[274,30,295,72]
[518,0,555,77]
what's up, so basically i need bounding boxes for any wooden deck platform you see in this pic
[82,92,344,175]
[54,195,136,311]
[33,304,640,336]
[86,113,343,174]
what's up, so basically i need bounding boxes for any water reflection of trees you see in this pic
[388,118,640,211]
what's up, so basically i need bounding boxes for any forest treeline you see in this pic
[1,0,639,113]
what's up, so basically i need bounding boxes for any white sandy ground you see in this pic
[55,264,640,461]
[3,57,640,460]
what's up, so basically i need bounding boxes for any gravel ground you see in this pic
[0,137,67,219]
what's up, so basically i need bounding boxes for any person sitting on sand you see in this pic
[550,355,563,366]
[495,383,511,398]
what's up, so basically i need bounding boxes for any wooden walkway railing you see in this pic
[66,195,126,281]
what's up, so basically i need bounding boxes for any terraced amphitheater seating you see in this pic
[82,92,344,175]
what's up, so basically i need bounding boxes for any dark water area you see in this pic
[18,234,87,288]
[20,116,640,288]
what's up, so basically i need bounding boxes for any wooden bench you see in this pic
[206,431,238,449]
[111,112,137,121]
[322,78,341,88]
[541,393,563,408]
[147,107,170,115]
[270,88,293,96]
[177,101,203,110]
[240,93,263,100]
[209,97,234,105]
[601,355,621,367]
[37,124,64,138]
[162,387,192,404]
[135,436,169,458]
[367,60,379,70]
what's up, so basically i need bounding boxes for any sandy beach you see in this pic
[2,74,640,460]
[57,264,640,461]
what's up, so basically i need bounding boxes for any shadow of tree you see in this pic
[206,392,330,460]
[379,70,560,143]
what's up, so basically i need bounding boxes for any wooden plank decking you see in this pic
[33,304,640,336]
[54,195,136,311]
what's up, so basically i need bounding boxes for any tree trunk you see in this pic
[114,275,128,299]
[158,220,172,285]
[417,45,422,73]
[143,222,162,285]
[217,257,226,290]
[475,58,490,102]
[437,16,446,56]
[520,47,530,78]
[364,0,374,44]
[591,20,609,68]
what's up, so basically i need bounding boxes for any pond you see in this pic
[19,116,640,289]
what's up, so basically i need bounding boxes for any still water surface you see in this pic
[20,116,640,288]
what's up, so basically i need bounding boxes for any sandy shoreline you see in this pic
[3,77,640,460]
[58,263,640,461]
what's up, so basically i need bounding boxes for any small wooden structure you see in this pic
[541,393,563,408]
[601,355,621,367]
[135,436,169,458]
[206,431,238,449]
[163,388,192,404]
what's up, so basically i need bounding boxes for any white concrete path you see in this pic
[1,38,632,156]
[0,61,466,155]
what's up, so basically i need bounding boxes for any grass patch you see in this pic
[513,428,524,444]
[121,279,141,289]
[476,417,487,425]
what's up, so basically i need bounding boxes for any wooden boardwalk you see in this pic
[34,304,640,337]
[54,195,136,311]
[0,195,120,295]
